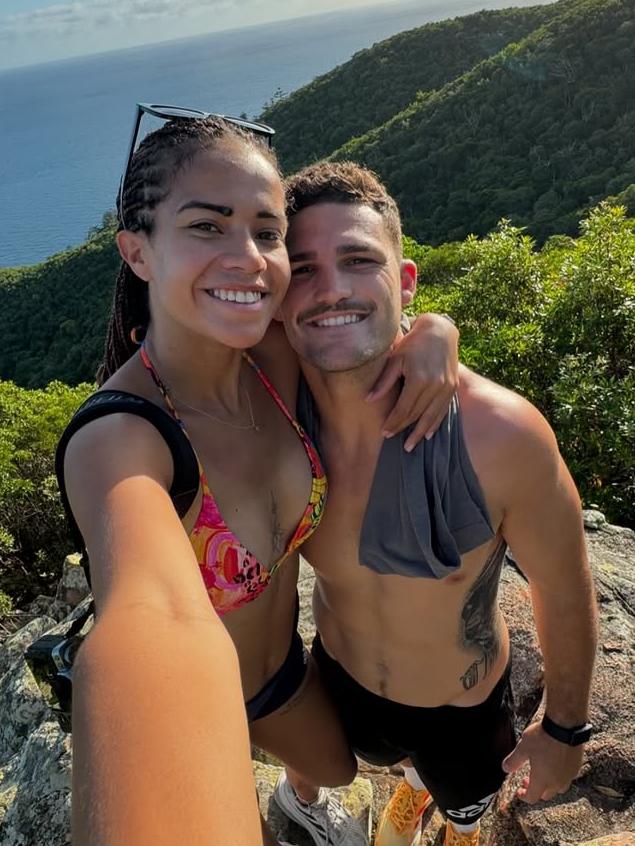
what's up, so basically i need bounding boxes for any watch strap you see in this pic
[542,714,593,746]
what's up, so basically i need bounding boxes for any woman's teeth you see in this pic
[314,314,363,327]
[210,289,263,303]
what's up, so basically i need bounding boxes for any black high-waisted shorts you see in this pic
[246,598,309,722]
[312,634,516,823]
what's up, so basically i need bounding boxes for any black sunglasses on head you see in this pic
[118,102,275,229]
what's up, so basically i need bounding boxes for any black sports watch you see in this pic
[541,714,593,746]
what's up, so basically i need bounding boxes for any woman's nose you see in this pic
[221,233,267,273]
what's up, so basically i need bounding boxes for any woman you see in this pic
[59,113,459,846]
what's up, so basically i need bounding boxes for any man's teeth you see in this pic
[314,314,363,327]
[210,289,263,303]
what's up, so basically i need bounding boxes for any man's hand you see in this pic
[367,312,459,451]
[502,721,585,803]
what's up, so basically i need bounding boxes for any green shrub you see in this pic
[408,204,635,527]
[550,354,634,523]
[0,380,92,604]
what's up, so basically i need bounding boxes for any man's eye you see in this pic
[291,265,312,276]
[347,256,372,265]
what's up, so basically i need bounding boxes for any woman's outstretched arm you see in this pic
[65,414,263,846]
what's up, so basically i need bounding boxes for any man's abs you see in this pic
[311,535,510,708]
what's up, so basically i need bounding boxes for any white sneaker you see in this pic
[274,771,369,846]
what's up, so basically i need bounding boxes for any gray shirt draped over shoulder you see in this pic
[297,378,495,579]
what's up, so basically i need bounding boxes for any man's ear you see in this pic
[116,230,153,282]
[400,259,417,306]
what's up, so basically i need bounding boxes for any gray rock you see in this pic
[584,510,608,530]
[0,661,50,767]
[0,721,71,845]
[26,597,71,623]
[490,514,635,846]
[0,617,55,678]
[54,554,89,608]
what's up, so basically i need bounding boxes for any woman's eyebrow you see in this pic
[257,210,286,221]
[176,202,284,222]
[177,201,232,216]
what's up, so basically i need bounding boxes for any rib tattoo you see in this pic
[459,539,506,690]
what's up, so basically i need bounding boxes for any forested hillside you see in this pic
[261,3,558,173]
[0,226,119,388]
[264,0,635,244]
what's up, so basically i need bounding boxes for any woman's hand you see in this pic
[367,313,459,451]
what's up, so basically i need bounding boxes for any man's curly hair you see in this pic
[285,161,402,252]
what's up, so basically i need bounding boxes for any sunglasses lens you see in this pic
[231,118,274,137]
[149,106,207,119]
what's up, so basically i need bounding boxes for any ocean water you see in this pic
[0,0,551,267]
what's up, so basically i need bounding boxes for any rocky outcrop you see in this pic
[0,516,633,845]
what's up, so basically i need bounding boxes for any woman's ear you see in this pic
[116,230,153,282]
[400,259,417,306]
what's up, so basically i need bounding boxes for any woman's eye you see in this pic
[190,221,220,233]
[258,230,283,242]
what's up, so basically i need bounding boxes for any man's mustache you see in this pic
[299,299,374,323]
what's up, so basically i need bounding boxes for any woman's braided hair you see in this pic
[97,117,279,384]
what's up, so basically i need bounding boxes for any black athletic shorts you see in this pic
[312,634,516,823]
[246,597,309,722]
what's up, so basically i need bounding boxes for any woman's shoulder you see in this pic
[61,354,179,492]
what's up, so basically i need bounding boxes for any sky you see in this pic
[0,0,394,70]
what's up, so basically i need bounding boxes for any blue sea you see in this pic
[0,0,552,268]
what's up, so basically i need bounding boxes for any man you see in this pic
[273,163,598,846]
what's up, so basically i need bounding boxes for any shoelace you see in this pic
[315,791,363,845]
[387,782,430,835]
[445,823,480,846]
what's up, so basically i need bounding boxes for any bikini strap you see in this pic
[139,343,183,425]
[242,351,298,427]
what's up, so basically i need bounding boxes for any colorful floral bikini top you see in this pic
[140,346,327,616]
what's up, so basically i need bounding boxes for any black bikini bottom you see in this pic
[246,599,309,722]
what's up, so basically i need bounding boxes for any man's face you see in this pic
[280,202,416,372]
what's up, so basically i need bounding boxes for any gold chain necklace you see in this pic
[145,342,260,432]
[172,381,260,432]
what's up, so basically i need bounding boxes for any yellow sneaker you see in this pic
[374,780,433,846]
[444,821,480,845]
